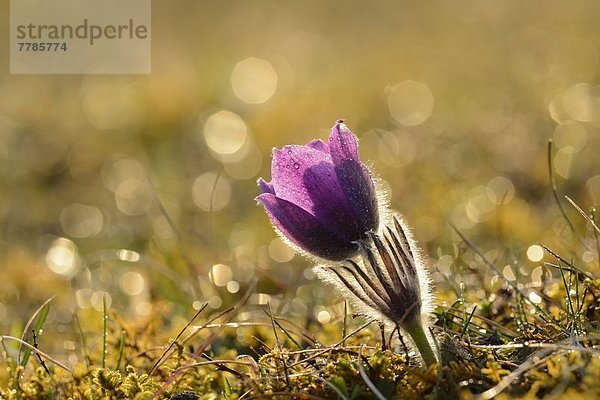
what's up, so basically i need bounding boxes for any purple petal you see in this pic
[257,193,358,260]
[306,139,329,153]
[328,121,379,232]
[258,178,274,194]
[271,145,338,211]
[271,144,361,239]
[329,120,359,161]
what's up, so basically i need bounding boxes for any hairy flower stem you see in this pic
[404,321,437,367]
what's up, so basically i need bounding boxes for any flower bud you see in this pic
[256,120,379,261]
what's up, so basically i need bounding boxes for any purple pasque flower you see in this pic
[256,120,379,261]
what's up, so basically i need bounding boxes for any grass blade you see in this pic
[2,335,71,372]
[18,295,55,366]
[564,195,600,235]
[102,294,108,369]
[273,318,302,350]
[547,140,579,241]
[357,345,387,400]
[311,375,350,400]
[153,278,257,398]
[460,305,477,340]
[147,302,208,376]
[223,375,232,398]
[265,302,290,387]
[452,223,567,334]
[73,312,90,367]
[342,301,348,347]
[116,330,126,370]
[20,300,52,369]
[539,244,592,279]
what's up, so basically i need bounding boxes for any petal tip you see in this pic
[329,119,359,161]
[255,192,273,205]
[332,119,348,133]
[258,178,274,195]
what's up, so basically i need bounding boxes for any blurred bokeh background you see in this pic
[0,0,598,368]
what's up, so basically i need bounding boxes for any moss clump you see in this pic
[1,281,598,400]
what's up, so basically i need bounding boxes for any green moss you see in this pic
[2,244,599,399]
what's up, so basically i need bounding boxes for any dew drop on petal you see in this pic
[293,162,300,169]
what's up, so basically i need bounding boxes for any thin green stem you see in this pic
[116,330,126,371]
[404,322,437,367]
[102,295,107,369]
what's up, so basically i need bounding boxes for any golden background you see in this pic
[0,0,598,367]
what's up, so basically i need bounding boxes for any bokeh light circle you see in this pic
[60,204,104,238]
[387,80,434,126]
[192,172,232,211]
[119,271,145,296]
[486,176,515,204]
[527,245,544,262]
[553,120,587,154]
[210,264,233,287]
[231,57,278,104]
[203,110,248,155]
[46,238,79,277]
